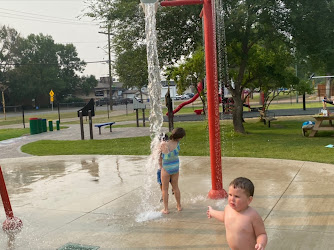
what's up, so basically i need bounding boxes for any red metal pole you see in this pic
[160,0,227,199]
[0,166,23,231]
[203,0,227,199]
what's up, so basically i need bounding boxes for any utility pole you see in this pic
[108,25,113,111]
[99,25,113,112]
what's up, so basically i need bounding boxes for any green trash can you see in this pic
[42,119,47,132]
[29,118,38,135]
[37,118,43,133]
[49,120,53,131]
[56,120,60,130]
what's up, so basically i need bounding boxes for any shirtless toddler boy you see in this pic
[207,177,267,250]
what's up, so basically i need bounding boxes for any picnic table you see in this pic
[308,115,334,137]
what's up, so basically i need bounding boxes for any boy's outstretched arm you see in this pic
[207,206,225,223]
[253,213,267,250]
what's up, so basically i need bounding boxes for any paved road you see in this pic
[170,107,323,122]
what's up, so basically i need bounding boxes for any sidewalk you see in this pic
[0,122,165,159]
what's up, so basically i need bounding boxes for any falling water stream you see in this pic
[145,3,163,139]
[135,2,164,222]
[215,0,235,156]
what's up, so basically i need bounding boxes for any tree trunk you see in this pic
[326,76,331,98]
[231,56,247,134]
[232,90,245,133]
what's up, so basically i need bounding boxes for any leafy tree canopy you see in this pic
[83,0,203,91]
[0,26,91,106]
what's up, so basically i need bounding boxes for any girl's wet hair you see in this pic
[229,177,254,197]
[169,127,186,140]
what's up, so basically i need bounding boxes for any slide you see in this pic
[166,80,204,115]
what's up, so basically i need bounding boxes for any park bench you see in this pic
[259,110,277,128]
[94,122,115,135]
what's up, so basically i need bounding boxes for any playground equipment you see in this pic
[0,166,23,232]
[133,97,147,127]
[160,0,227,199]
[77,98,95,140]
[167,80,204,115]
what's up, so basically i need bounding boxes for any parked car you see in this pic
[174,95,182,100]
[119,98,133,104]
[181,93,194,99]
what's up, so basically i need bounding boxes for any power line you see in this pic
[0,7,99,26]
[0,60,108,66]
[0,7,93,23]
[0,13,98,26]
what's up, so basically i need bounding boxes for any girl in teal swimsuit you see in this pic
[161,127,186,214]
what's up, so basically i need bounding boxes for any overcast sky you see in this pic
[0,0,111,78]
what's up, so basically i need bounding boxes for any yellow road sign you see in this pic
[50,96,54,102]
[49,90,54,96]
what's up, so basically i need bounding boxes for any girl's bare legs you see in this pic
[161,168,170,214]
[170,172,182,211]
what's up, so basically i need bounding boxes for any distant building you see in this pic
[161,81,177,99]
[122,89,137,99]
[94,77,123,99]
[93,77,195,102]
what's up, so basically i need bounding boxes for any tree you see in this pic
[85,1,316,134]
[8,34,60,105]
[56,43,86,99]
[114,46,148,98]
[286,0,334,75]
[0,26,20,85]
[213,0,299,133]
[83,0,203,87]
[4,33,86,105]
[78,75,98,96]
[167,46,205,93]
[285,0,334,99]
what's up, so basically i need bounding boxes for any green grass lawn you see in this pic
[20,119,334,164]
[0,128,30,141]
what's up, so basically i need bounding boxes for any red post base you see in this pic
[208,189,228,200]
[3,216,23,232]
